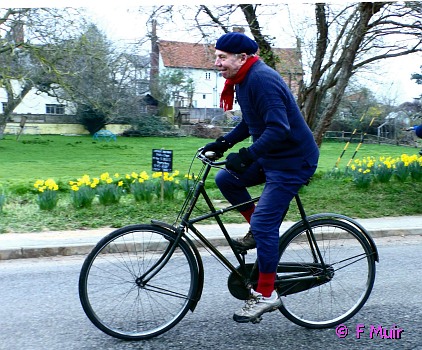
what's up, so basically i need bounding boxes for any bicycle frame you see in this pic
[150,151,330,300]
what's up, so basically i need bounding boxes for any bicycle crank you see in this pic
[227,263,258,300]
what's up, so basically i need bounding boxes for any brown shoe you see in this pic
[232,229,256,250]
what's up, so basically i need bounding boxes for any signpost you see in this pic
[152,149,173,201]
[152,149,173,173]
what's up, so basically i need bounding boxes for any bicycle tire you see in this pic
[277,218,376,328]
[79,224,199,340]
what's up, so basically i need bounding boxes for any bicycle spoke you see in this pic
[278,219,376,328]
[79,225,198,340]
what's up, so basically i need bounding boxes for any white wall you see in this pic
[0,80,76,115]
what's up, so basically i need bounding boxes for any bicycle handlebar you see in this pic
[196,148,227,166]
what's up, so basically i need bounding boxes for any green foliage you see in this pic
[0,191,5,212]
[126,115,173,136]
[131,181,155,202]
[70,186,96,208]
[37,190,59,211]
[96,184,123,205]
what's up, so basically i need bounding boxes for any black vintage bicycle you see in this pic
[78,149,378,341]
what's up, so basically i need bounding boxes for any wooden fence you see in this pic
[323,131,420,148]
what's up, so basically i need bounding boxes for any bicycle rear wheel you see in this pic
[277,219,376,328]
[79,224,199,340]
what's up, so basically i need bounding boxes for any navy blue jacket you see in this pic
[224,60,319,170]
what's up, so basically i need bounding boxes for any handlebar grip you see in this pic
[196,149,226,166]
[204,151,218,159]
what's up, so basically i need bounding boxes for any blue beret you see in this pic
[415,125,422,138]
[215,32,258,55]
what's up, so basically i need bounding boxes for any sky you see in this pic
[4,1,422,104]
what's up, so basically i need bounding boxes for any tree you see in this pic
[43,24,128,133]
[297,2,422,145]
[0,8,86,138]
[156,69,195,108]
[147,3,422,146]
[331,86,383,133]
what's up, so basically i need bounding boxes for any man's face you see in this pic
[214,50,246,79]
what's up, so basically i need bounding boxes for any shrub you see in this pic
[190,124,222,139]
[126,115,173,136]
[77,104,107,135]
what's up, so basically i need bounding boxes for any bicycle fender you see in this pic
[282,213,379,262]
[151,220,205,311]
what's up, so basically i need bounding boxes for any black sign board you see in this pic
[152,149,173,172]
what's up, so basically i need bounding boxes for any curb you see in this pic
[1,226,421,261]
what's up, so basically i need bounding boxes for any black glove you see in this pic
[203,136,232,157]
[226,148,254,173]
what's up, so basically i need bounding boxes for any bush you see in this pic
[126,115,174,136]
[190,124,222,139]
[77,104,107,135]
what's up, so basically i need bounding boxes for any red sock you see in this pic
[240,206,255,223]
[256,272,276,297]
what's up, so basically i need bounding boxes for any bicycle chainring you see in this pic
[227,263,258,300]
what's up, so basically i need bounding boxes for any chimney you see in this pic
[149,19,159,97]
[232,26,245,33]
[11,21,24,44]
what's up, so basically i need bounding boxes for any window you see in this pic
[46,104,65,115]
[205,72,211,80]
[140,104,147,114]
[1,102,6,113]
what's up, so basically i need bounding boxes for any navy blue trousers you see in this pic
[215,162,316,274]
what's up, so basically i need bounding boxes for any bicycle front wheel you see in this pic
[79,224,199,340]
[277,219,376,328]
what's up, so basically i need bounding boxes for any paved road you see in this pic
[0,235,421,350]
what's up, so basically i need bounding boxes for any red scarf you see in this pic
[220,56,259,111]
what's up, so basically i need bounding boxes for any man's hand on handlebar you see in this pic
[202,136,232,158]
[406,125,422,138]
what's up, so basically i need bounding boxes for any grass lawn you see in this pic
[0,134,419,183]
[0,134,421,233]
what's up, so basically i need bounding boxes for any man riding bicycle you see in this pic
[203,32,319,323]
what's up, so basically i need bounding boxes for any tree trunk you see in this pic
[0,122,6,139]
[239,4,278,70]
[299,3,385,146]
[0,80,33,139]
